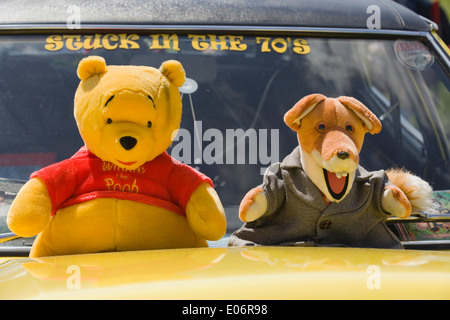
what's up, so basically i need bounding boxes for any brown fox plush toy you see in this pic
[229,94,433,249]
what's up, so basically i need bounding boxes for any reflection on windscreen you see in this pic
[0,34,448,230]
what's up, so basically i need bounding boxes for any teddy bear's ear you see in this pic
[77,56,107,81]
[337,96,382,134]
[284,93,327,131]
[159,60,186,87]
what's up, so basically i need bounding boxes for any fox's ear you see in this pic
[284,93,327,131]
[77,56,107,81]
[159,60,186,87]
[338,96,382,134]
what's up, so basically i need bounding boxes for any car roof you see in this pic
[0,0,432,32]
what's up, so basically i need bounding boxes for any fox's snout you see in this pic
[317,129,359,164]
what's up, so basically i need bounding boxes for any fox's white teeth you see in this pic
[335,172,348,178]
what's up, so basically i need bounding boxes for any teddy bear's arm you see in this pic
[185,183,227,241]
[7,178,52,237]
[381,185,412,219]
[239,187,268,222]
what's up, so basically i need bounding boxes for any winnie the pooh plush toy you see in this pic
[229,93,433,249]
[7,56,226,257]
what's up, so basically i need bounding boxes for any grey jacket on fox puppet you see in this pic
[228,147,403,249]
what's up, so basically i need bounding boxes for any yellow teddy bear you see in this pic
[7,56,227,257]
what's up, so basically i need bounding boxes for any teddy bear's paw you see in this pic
[186,183,227,241]
[381,185,412,219]
[239,187,267,222]
[7,178,52,237]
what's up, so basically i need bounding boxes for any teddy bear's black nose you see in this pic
[120,136,137,150]
[337,151,350,160]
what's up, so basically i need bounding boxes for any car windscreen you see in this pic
[0,33,448,232]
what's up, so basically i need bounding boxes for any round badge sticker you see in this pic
[394,40,434,71]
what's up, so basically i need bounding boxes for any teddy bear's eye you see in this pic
[345,123,354,133]
[147,121,152,128]
[107,118,113,124]
[315,122,326,133]
[148,95,155,108]
[105,95,115,107]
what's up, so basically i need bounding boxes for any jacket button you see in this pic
[319,220,332,229]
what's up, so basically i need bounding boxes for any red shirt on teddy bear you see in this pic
[31,146,213,217]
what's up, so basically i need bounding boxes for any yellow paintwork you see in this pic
[431,30,450,56]
[1,245,449,299]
